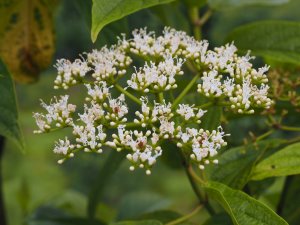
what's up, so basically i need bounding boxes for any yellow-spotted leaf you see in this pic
[0,0,57,83]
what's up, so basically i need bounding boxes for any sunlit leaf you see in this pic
[204,181,288,225]
[91,0,175,42]
[203,213,232,225]
[0,0,57,83]
[227,21,300,65]
[206,139,285,189]
[251,143,300,180]
[208,0,289,10]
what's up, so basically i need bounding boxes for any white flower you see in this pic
[108,94,128,118]
[189,127,228,169]
[152,101,172,119]
[180,131,190,143]
[33,95,76,132]
[131,28,155,55]
[33,113,48,133]
[87,46,132,81]
[54,137,73,155]
[54,59,90,89]
[159,117,175,137]
[199,70,222,97]
[73,123,106,151]
[177,104,195,120]
[196,109,207,118]
[223,77,235,95]
[242,78,253,109]
[85,81,110,102]
[34,27,274,174]
[79,102,104,126]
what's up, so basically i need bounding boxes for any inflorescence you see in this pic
[33,27,272,175]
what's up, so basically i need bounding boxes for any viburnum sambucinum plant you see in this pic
[33,27,272,175]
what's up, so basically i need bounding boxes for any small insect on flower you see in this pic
[33,27,273,175]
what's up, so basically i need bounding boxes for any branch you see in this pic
[180,151,215,215]
[172,74,200,109]
[166,205,203,225]
[115,84,142,105]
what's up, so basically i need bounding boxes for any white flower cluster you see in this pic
[197,50,272,114]
[33,27,273,174]
[33,95,76,133]
[127,54,184,92]
[176,127,228,169]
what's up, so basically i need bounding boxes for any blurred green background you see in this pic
[3,0,300,224]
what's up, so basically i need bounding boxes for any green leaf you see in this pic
[247,178,276,198]
[281,175,300,225]
[138,210,182,223]
[204,181,288,225]
[29,206,105,225]
[206,139,285,189]
[203,213,232,225]
[227,20,300,65]
[161,141,182,169]
[0,59,23,150]
[208,0,289,10]
[182,0,206,7]
[201,106,222,130]
[111,220,162,225]
[251,143,300,180]
[91,0,175,42]
[88,150,126,218]
[0,0,57,83]
[150,2,190,32]
[117,192,170,220]
[30,218,105,225]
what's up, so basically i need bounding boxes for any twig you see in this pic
[166,205,203,225]
[280,125,300,132]
[115,84,142,105]
[188,7,201,40]
[172,74,200,109]
[179,151,215,215]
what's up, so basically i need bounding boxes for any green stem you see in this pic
[287,135,300,144]
[199,9,213,26]
[197,101,213,109]
[179,151,215,215]
[115,84,142,105]
[187,165,205,185]
[172,74,200,109]
[157,92,164,104]
[188,7,201,40]
[280,125,300,132]
[256,130,274,142]
[110,122,139,129]
[165,205,203,225]
[187,166,215,215]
